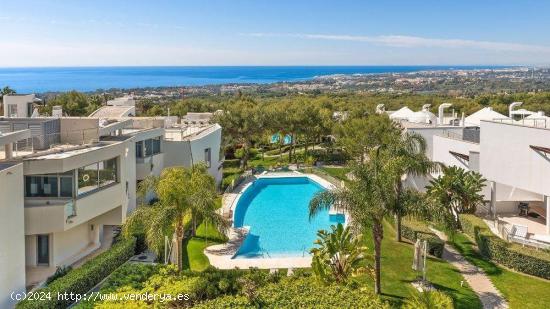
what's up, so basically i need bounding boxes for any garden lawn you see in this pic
[320,166,350,181]
[182,199,226,272]
[449,232,550,309]
[358,221,482,309]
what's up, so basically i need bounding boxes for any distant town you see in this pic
[32,67,549,103]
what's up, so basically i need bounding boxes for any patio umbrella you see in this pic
[412,239,423,271]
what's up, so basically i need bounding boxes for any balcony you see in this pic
[25,183,124,234]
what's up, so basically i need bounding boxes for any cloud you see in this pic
[244,33,550,53]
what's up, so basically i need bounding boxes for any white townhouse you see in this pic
[390,102,550,247]
[0,95,223,308]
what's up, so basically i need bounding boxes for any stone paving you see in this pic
[432,229,509,309]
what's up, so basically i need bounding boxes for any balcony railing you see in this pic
[65,200,76,221]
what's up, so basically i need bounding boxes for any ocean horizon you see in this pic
[0,65,509,93]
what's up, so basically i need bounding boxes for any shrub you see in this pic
[460,214,550,279]
[45,266,72,285]
[403,290,454,309]
[195,276,389,308]
[17,237,136,309]
[235,148,259,160]
[401,221,444,258]
[308,149,349,164]
[223,158,240,168]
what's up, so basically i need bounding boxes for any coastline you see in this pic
[0,65,514,94]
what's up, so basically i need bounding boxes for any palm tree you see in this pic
[123,164,229,270]
[384,131,440,242]
[310,223,366,284]
[425,166,486,230]
[309,149,396,294]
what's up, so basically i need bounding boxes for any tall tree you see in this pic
[309,149,397,295]
[425,166,486,230]
[123,164,229,270]
[335,114,398,164]
[383,130,440,242]
[214,98,264,169]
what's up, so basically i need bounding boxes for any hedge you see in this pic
[401,221,444,258]
[17,237,136,309]
[195,276,389,309]
[460,214,550,280]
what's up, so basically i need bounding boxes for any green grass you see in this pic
[358,221,482,309]
[319,166,351,181]
[182,197,226,272]
[449,232,550,309]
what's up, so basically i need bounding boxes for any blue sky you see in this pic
[2,0,550,66]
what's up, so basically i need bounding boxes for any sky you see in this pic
[1,0,550,67]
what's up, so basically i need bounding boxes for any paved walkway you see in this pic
[431,229,508,309]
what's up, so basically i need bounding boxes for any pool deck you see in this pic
[208,171,337,269]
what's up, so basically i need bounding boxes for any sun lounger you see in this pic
[509,224,529,244]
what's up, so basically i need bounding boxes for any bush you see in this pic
[17,237,136,309]
[403,290,454,309]
[45,266,72,285]
[401,221,444,258]
[195,276,389,308]
[460,214,550,279]
[223,158,240,168]
[235,148,259,160]
[308,149,349,164]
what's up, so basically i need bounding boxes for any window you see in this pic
[136,138,161,159]
[25,172,74,198]
[98,158,117,187]
[78,163,99,196]
[27,102,33,117]
[144,139,153,157]
[59,177,73,197]
[136,141,143,158]
[7,104,17,117]
[25,176,58,197]
[77,158,118,196]
[152,137,161,155]
[37,235,49,265]
[205,148,211,168]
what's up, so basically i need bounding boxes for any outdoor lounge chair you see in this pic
[509,224,529,244]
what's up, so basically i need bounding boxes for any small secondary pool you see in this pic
[233,176,345,258]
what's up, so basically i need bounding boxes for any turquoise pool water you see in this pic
[233,177,344,258]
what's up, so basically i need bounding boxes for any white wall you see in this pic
[51,222,92,266]
[3,94,35,118]
[163,125,222,183]
[406,126,463,160]
[0,164,26,308]
[189,126,222,183]
[480,120,550,196]
[432,135,480,170]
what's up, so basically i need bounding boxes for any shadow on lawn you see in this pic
[451,235,503,277]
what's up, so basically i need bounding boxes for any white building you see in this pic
[2,94,42,118]
[0,95,224,306]
[398,104,550,245]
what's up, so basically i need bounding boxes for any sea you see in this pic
[0,66,505,93]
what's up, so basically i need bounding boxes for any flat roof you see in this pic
[30,145,106,160]
[165,124,219,141]
[0,162,20,171]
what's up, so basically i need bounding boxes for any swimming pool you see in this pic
[233,176,345,258]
